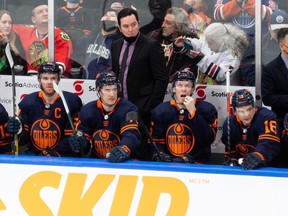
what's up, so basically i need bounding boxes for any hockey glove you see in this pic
[107,146,130,162]
[172,154,195,164]
[241,153,266,170]
[223,158,239,166]
[39,148,60,157]
[69,132,87,153]
[152,152,172,162]
[7,116,22,135]
[284,113,288,130]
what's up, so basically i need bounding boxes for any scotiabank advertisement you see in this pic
[0,75,255,153]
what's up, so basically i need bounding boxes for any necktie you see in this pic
[119,43,130,97]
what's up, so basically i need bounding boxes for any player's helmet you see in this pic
[172,68,195,87]
[38,62,61,80]
[231,89,254,109]
[95,71,121,91]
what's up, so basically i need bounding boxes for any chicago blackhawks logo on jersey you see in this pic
[92,129,120,158]
[30,119,61,150]
[28,41,48,69]
[166,123,195,156]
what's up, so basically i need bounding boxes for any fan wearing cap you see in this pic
[221,89,281,169]
[236,9,288,86]
[16,62,83,157]
[55,0,93,32]
[74,71,141,162]
[262,9,288,65]
[150,69,217,163]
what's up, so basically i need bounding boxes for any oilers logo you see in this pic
[30,119,61,150]
[92,129,120,158]
[235,144,256,157]
[166,123,195,156]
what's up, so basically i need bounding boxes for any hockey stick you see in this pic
[5,43,19,155]
[126,111,164,161]
[53,81,91,157]
[226,66,234,165]
[52,81,76,135]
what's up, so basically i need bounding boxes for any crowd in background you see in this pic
[0,0,286,86]
[1,0,288,169]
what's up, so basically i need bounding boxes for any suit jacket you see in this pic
[262,54,288,121]
[112,33,168,117]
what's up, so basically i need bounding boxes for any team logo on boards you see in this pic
[92,129,120,158]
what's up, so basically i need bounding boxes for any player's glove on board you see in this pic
[7,116,22,135]
[107,145,130,162]
[241,153,265,170]
[152,152,172,162]
[39,148,60,157]
[172,154,195,163]
[69,132,87,152]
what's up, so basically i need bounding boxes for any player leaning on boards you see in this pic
[73,71,141,162]
[8,62,86,157]
[150,69,218,163]
[221,89,281,170]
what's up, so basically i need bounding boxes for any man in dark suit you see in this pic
[111,8,168,160]
[262,28,288,127]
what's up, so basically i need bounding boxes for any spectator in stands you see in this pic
[262,28,288,126]
[182,0,211,35]
[0,10,27,75]
[221,89,280,169]
[149,7,198,82]
[150,69,217,163]
[75,2,123,79]
[237,9,288,86]
[214,0,273,38]
[140,0,172,35]
[55,0,93,32]
[13,3,73,77]
[173,22,248,85]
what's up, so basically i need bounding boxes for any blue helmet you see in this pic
[232,89,254,109]
[172,68,196,87]
[95,71,121,91]
[38,62,61,79]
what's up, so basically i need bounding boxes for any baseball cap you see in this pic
[270,9,288,30]
[67,0,80,3]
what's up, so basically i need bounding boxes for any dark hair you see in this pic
[117,8,139,26]
[277,28,288,43]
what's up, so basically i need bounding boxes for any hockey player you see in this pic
[150,69,218,163]
[0,104,21,154]
[221,89,281,169]
[74,71,141,162]
[16,62,85,157]
[12,3,72,77]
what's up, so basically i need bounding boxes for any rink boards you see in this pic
[0,155,287,215]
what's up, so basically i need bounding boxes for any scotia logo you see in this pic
[195,85,207,101]
[73,80,84,96]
